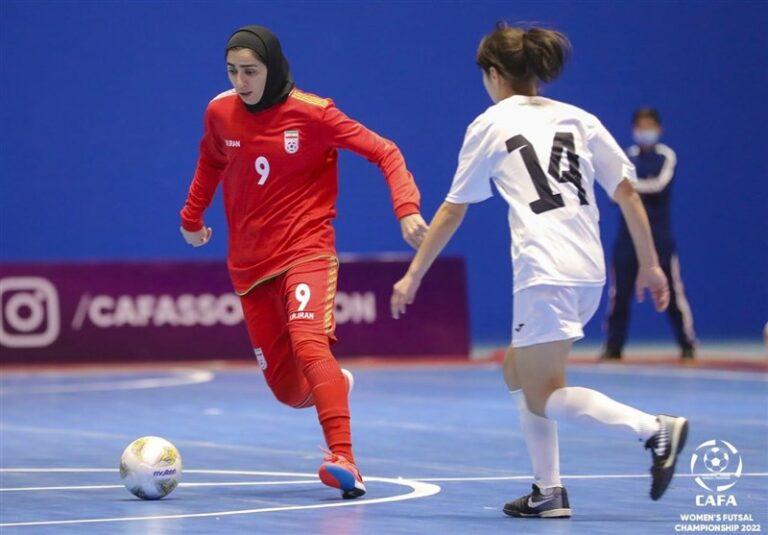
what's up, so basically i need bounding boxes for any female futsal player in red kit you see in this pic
[179,26,427,499]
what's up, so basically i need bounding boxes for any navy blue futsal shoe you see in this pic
[646,414,689,500]
[503,484,572,518]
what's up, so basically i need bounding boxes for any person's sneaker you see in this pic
[318,452,366,499]
[342,368,354,395]
[680,347,695,360]
[503,484,572,518]
[645,414,689,500]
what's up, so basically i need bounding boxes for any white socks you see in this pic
[545,386,660,442]
[514,387,660,490]
[517,394,562,490]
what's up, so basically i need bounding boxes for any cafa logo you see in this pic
[690,439,742,507]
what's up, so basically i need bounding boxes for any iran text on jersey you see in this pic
[181,88,420,294]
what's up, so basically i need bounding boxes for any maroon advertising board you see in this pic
[0,257,469,363]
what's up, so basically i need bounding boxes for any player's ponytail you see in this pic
[521,27,570,83]
[477,23,571,92]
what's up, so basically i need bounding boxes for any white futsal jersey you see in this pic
[447,95,636,293]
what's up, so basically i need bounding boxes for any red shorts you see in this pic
[240,256,339,407]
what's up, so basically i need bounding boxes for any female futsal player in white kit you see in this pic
[391,24,688,518]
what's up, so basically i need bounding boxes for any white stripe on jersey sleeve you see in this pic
[445,115,494,204]
[589,120,637,199]
[632,143,677,194]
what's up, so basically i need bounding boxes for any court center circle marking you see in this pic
[4,471,766,491]
[0,468,441,528]
[412,472,768,482]
[0,369,214,395]
[5,469,765,527]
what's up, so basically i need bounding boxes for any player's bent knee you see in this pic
[270,384,314,409]
[502,348,521,391]
[292,332,331,358]
[288,391,315,409]
[292,333,341,378]
[264,365,315,409]
[521,383,555,417]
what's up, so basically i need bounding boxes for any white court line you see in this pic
[0,369,214,394]
[0,426,499,472]
[572,364,767,382]
[0,468,315,475]
[4,468,765,484]
[6,473,765,491]
[1,480,320,492]
[413,472,768,482]
[0,426,312,459]
[0,468,441,528]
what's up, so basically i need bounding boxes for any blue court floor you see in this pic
[1,360,766,534]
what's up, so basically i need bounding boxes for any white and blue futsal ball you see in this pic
[703,446,729,473]
[119,436,183,500]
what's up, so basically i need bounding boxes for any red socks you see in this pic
[294,336,355,463]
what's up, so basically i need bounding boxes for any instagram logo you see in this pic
[0,277,61,348]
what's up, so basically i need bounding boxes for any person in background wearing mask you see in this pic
[603,107,696,360]
[179,25,427,499]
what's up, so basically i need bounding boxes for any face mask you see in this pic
[633,129,659,146]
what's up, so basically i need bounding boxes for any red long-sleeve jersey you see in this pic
[181,88,421,295]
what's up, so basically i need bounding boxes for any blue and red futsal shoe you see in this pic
[318,452,366,499]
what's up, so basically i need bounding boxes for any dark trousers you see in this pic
[604,241,696,352]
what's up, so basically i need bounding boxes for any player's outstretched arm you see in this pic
[322,104,426,249]
[391,201,468,319]
[613,179,670,312]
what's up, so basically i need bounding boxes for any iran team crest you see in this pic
[284,130,299,154]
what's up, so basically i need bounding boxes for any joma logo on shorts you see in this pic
[290,311,315,321]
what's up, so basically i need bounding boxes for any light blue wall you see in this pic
[2,0,766,344]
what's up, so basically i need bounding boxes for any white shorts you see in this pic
[511,284,603,348]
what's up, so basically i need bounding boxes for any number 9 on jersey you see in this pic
[255,156,270,185]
